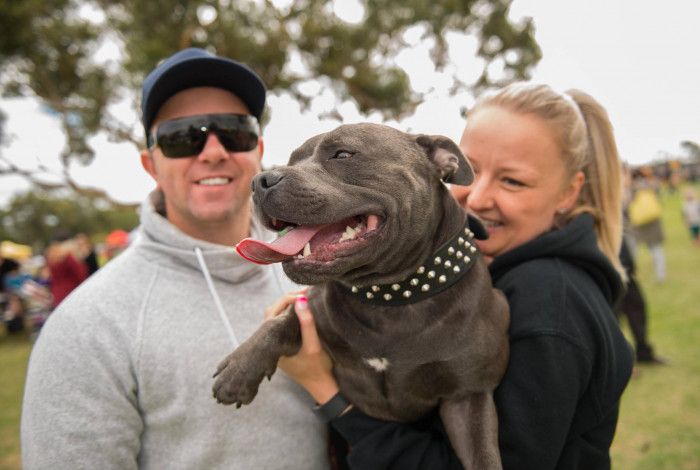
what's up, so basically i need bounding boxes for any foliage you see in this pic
[0,0,541,193]
[680,140,700,161]
[0,190,139,250]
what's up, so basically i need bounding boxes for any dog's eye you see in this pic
[331,150,354,160]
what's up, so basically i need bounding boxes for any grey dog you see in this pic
[212,123,510,469]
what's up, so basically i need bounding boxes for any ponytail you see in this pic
[566,89,625,281]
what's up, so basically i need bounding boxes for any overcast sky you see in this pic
[1,0,698,207]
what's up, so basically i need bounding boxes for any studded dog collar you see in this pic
[343,219,480,306]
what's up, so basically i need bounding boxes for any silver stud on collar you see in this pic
[346,219,478,304]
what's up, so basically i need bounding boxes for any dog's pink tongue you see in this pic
[236,225,322,265]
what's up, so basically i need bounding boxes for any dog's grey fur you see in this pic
[212,123,510,469]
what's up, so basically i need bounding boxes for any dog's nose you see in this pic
[252,171,284,194]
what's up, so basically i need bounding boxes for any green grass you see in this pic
[611,183,700,470]
[1,185,699,469]
[0,332,30,470]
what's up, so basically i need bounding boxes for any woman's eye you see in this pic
[332,150,353,160]
[503,177,525,187]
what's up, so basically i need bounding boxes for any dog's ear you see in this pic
[415,135,474,186]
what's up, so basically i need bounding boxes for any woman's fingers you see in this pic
[263,288,311,321]
[263,293,298,321]
[294,296,322,353]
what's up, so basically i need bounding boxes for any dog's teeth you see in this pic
[340,225,358,242]
[303,243,311,257]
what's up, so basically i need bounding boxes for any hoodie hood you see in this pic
[136,190,274,285]
[489,214,624,306]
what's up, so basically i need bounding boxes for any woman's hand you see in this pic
[265,293,340,405]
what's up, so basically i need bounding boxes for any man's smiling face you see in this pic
[142,87,262,240]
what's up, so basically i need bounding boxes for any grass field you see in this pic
[1,185,699,469]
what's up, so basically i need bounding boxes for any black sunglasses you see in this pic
[148,113,260,158]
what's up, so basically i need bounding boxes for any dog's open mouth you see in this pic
[236,214,382,265]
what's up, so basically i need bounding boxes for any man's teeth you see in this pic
[198,177,230,185]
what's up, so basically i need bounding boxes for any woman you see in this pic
[272,83,634,469]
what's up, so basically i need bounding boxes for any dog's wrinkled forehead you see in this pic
[289,123,413,165]
[287,123,474,187]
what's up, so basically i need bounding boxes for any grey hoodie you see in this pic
[21,191,329,469]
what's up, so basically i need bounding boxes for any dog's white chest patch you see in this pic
[364,357,390,372]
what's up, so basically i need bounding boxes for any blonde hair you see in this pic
[470,83,625,280]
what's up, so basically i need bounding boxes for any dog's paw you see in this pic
[212,346,277,407]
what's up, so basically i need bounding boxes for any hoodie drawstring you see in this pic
[194,247,240,349]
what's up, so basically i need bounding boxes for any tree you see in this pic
[680,140,700,161]
[0,0,541,197]
[0,190,139,250]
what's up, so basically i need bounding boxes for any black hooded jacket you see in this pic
[330,214,634,470]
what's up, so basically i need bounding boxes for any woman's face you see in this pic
[451,106,583,261]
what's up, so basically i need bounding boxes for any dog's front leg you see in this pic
[212,306,301,406]
[439,392,502,470]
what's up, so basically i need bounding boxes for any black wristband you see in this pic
[312,392,351,422]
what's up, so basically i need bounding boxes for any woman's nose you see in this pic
[465,176,494,212]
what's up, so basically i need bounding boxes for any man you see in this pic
[21,48,329,469]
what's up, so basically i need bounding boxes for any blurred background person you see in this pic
[628,167,666,282]
[617,236,666,365]
[75,233,99,275]
[103,229,131,263]
[681,187,700,246]
[1,253,24,335]
[44,231,89,309]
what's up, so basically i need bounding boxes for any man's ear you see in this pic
[140,150,158,184]
[257,137,265,165]
[415,135,474,186]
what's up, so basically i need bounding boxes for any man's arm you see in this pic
[21,304,143,469]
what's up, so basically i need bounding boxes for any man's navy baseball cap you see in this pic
[141,47,266,137]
